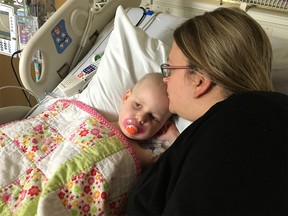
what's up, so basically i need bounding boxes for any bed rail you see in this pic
[152,0,288,39]
[230,0,288,10]
[19,0,141,100]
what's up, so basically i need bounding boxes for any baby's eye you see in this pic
[149,114,158,122]
[134,102,141,108]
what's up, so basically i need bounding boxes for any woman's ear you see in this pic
[122,89,132,101]
[193,73,213,98]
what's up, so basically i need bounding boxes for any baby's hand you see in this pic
[156,121,180,144]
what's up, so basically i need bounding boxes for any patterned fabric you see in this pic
[0,99,141,216]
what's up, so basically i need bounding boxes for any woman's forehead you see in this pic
[169,42,187,64]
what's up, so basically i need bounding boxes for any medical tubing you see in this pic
[10,50,32,107]
[0,86,41,104]
[135,7,146,27]
[141,11,161,31]
[23,102,40,119]
[70,3,97,70]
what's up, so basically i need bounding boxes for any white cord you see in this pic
[70,7,94,70]
[70,0,108,70]
[141,11,161,31]
[0,85,41,103]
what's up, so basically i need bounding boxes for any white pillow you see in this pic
[77,6,170,122]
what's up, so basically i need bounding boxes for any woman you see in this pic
[127,7,287,215]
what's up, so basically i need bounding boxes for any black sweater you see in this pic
[127,92,288,215]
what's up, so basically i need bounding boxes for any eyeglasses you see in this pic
[160,63,191,78]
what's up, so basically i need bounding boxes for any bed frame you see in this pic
[19,0,141,100]
[19,0,288,101]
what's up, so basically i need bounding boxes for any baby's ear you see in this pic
[122,89,132,101]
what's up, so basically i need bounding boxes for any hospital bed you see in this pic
[0,0,287,214]
[1,0,288,125]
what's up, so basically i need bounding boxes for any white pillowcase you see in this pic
[78,6,170,122]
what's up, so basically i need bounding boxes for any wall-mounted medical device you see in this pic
[0,0,55,56]
[16,7,39,50]
[0,3,18,56]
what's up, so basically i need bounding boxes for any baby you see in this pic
[111,72,176,168]
[0,73,176,215]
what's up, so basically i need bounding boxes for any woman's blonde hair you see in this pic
[174,7,274,94]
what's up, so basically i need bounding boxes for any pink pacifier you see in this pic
[123,118,143,135]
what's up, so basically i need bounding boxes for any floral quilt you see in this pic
[0,99,141,216]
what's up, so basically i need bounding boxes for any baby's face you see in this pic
[119,82,171,140]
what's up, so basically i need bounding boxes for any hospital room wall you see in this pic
[0,55,36,108]
[55,0,66,9]
[0,0,66,108]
